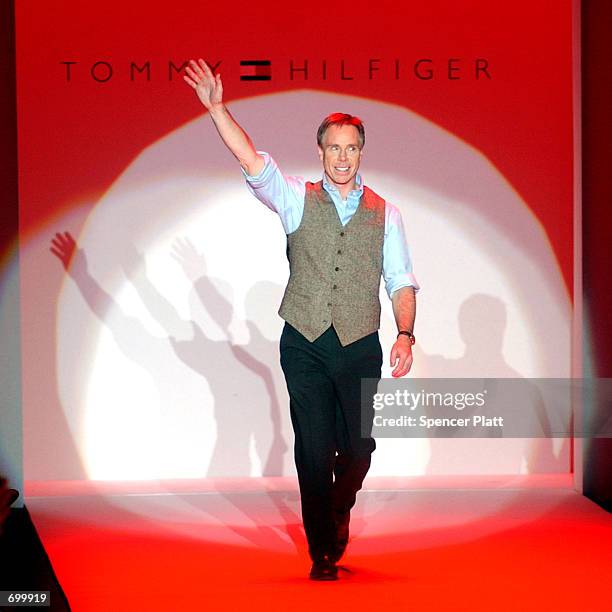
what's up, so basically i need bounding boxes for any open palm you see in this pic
[183,58,223,110]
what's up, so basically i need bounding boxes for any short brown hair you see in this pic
[317,113,365,149]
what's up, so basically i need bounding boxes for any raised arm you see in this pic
[183,58,264,176]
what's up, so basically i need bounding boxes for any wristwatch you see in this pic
[397,330,416,345]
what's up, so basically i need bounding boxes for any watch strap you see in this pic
[397,330,416,345]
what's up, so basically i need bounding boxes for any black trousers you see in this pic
[279,322,382,561]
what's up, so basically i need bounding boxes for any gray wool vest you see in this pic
[278,180,386,346]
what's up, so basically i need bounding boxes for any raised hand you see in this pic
[50,231,76,269]
[171,236,207,282]
[183,59,223,111]
[182,58,263,176]
[50,231,88,277]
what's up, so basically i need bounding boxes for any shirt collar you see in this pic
[322,172,363,199]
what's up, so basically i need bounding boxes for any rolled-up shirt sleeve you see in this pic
[383,203,420,298]
[240,151,305,234]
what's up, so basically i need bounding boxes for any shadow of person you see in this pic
[168,243,298,552]
[50,231,211,478]
[410,294,564,474]
[239,281,289,476]
[170,238,285,478]
[416,294,520,378]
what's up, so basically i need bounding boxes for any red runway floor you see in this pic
[26,476,612,611]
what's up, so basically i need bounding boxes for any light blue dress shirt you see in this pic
[242,151,419,298]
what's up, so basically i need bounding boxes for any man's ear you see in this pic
[317,146,324,162]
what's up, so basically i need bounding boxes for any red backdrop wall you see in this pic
[16,0,574,293]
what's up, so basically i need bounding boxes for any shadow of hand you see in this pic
[50,231,88,277]
[171,236,207,282]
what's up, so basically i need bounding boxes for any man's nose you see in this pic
[338,148,348,160]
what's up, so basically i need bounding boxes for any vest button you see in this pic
[337,249,342,254]
[333,284,337,289]
[340,231,345,236]
[327,302,332,307]
[335,266,339,271]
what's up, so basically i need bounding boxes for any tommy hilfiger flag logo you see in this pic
[239,60,272,81]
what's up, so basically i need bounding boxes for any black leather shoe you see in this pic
[309,556,338,581]
[330,511,350,563]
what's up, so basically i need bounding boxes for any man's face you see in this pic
[318,124,363,190]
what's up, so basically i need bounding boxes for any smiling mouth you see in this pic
[334,166,350,173]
